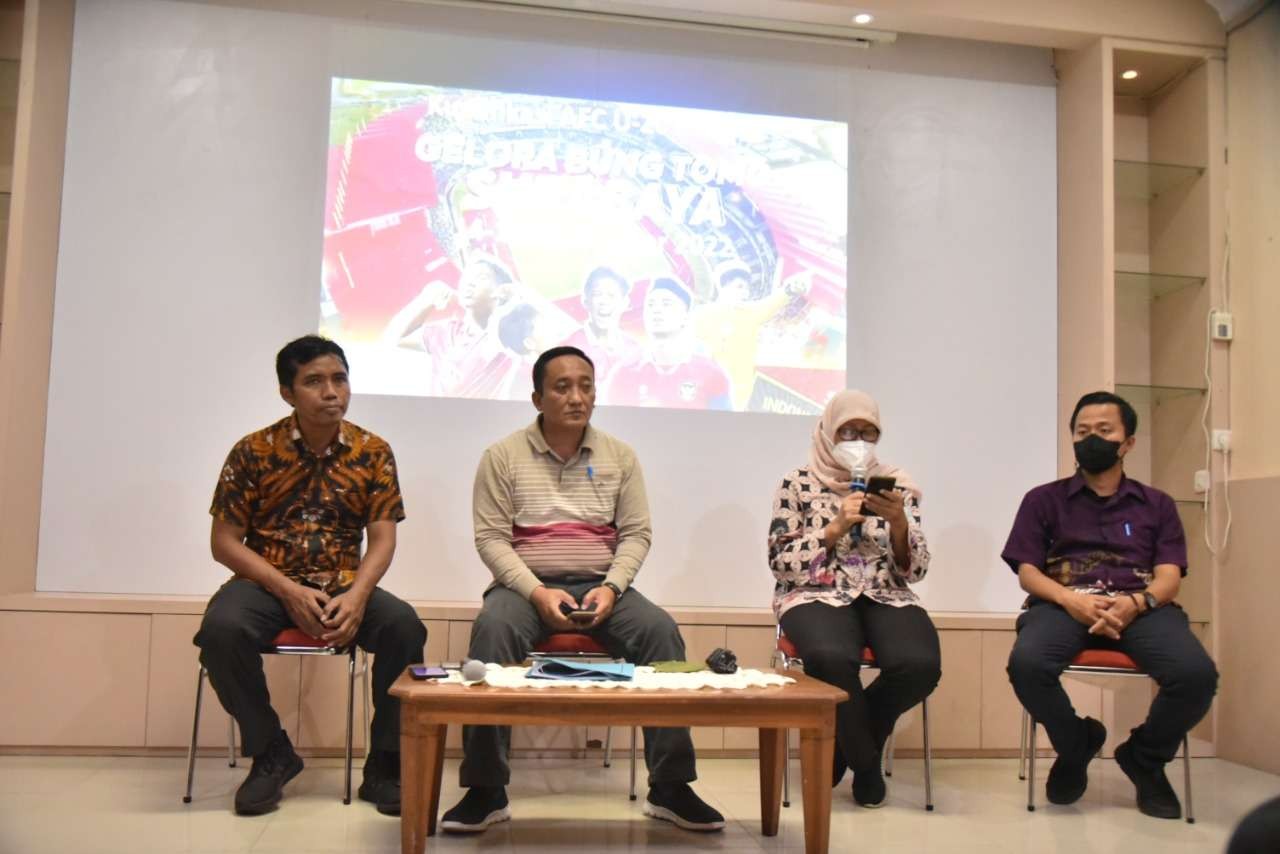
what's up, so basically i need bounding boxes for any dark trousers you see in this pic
[193,577,427,758]
[460,580,696,788]
[779,599,941,773]
[1006,601,1218,768]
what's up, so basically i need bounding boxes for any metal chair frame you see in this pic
[773,626,933,811]
[1017,659,1195,823]
[183,639,370,805]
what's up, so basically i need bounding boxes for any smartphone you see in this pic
[409,665,448,680]
[861,476,897,517]
[559,601,598,622]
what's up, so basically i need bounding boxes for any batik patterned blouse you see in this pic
[768,466,930,619]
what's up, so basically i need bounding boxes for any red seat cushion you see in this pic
[271,628,331,649]
[1070,649,1140,671]
[776,634,876,667]
[534,633,610,655]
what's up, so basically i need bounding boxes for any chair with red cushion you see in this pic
[1018,649,1195,822]
[533,633,639,801]
[182,628,370,806]
[775,628,934,810]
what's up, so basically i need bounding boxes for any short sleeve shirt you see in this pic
[210,415,406,594]
[1001,472,1186,596]
[606,354,732,410]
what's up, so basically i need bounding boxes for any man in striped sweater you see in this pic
[441,345,724,834]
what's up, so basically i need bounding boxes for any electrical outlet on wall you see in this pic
[1212,429,1232,453]
[1194,469,1210,493]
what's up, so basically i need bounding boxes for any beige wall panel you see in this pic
[722,625,780,749]
[1150,393,1208,501]
[1175,504,1212,622]
[0,611,150,746]
[1218,476,1280,773]
[1112,96,1148,162]
[1055,41,1114,475]
[296,652,370,752]
[1148,61,1209,168]
[424,619,448,664]
[1227,4,1280,480]
[980,630,1019,749]
[893,630,981,751]
[447,620,473,661]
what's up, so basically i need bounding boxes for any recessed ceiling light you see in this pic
[1121,69,1140,80]
[853,13,873,25]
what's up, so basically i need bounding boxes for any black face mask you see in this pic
[1073,434,1123,474]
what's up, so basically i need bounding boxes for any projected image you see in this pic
[320,79,848,414]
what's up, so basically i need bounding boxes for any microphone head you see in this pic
[461,659,488,682]
[851,463,868,489]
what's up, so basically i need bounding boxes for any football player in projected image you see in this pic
[380,256,515,396]
[603,277,733,411]
[562,266,642,389]
[693,262,811,411]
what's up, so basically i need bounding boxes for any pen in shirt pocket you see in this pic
[1124,522,1132,537]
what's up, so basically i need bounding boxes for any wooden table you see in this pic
[390,669,847,854]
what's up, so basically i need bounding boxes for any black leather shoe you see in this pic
[1115,740,1182,819]
[1045,717,1106,805]
[440,787,510,833]
[644,783,725,831]
[358,751,402,816]
[234,730,303,815]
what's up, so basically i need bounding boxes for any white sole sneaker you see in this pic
[440,806,511,833]
[643,800,726,832]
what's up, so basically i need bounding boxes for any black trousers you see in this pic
[459,580,696,788]
[193,578,427,758]
[779,598,941,773]
[1006,601,1218,768]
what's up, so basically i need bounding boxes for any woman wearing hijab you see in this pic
[767,390,940,807]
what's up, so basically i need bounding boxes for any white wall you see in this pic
[37,0,1057,611]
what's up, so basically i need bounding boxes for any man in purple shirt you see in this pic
[1002,391,1217,820]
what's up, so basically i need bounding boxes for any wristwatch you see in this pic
[1142,591,1160,611]
[603,581,623,598]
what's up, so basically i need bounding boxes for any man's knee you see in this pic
[194,611,253,653]
[632,606,685,658]
[469,605,527,659]
[1168,656,1219,703]
[1007,643,1057,688]
[379,597,427,649]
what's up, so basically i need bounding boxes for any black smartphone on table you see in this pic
[409,665,448,680]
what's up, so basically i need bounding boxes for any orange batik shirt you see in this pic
[210,415,406,595]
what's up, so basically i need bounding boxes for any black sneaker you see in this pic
[1046,717,1106,805]
[643,783,725,832]
[440,786,510,833]
[358,751,401,816]
[1115,740,1182,819]
[234,730,304,815]
[852,760,887,808]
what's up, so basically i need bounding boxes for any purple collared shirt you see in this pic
[1001,472,1187,595]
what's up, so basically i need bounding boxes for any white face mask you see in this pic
[834,439,877,476]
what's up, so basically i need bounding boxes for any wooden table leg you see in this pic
[799,726,835,854]
[400,717,437,854]
[758,727,786,836]
[427,725,446,835]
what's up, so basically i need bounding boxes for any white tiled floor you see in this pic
[1,754,1276,853]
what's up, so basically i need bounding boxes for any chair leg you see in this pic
[1026,717,1037,812]
[183,667,206,803]
[884,731,895,777]
[1182,735,1194,824]
[361,651,371,760]
[922,698,934,812]
[1018,708,1028,781]
[629,726,638,801]
[603,727,613,768]
[344,649,356,805]
[783,727,792,808]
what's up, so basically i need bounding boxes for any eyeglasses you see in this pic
[836,427,880,442]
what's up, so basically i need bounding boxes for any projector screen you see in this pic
[38,0,1059,612]
[321,80,847,413]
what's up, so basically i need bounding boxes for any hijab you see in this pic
[808,390,921,499]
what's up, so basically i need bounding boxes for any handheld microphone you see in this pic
[850,463,868,541]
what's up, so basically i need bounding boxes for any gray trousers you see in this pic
[459,579,697,788]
